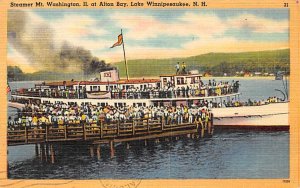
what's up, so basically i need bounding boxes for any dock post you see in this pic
[64,125,67,140]
[126,142,130,149]
[45,144,49,162]
[50,144,55,164]
[161,117,164,131]
[89,145,94,157]
[210,113,214,136]
[144,140,147,146]
[24,127,28,144]
[100,121,103,139]
[96,145,101,160]
[83,123,86,140]
[35,144,39,157]
[208,121,211,135]
[117,120,120,136]
[45,125,49,141]
[147,119,150,133]
[200,121,205,138]
[110,141,115,158]
[132,120,135,135]
[40,143,45,162]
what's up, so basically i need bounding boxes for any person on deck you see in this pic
[175,62,180,75]
[181,62,186,74]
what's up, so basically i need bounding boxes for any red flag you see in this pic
[111,34,123,48]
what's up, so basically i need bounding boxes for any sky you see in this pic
[8,9,289,73]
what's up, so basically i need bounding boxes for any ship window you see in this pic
[114,103,117,107]
[90,86,92,91]
[106,86,108,91]
[163,78,167,85]
[191,77,195,84]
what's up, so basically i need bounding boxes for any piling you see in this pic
[50,144,55,164]
[96,145,101,160]
[35,144,39,157]
[110,141,115,158]
[45,144,49,162]
[90,145,94,157]
[40,143,45,161]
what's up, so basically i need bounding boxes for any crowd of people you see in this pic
[110,80,239,99]
[217,96,282,108]
[8,95,283,131]
[8,102,212,131]
[14,79,240,100]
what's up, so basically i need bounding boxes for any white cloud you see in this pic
[102,37,288,63]
[110,12,227,40]
[24,12,110,51]
[48,14,109,49]
[226,14,288,33]
[14,10,289,66]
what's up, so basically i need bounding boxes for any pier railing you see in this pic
[7,118,213,146]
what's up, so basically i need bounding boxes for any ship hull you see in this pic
[212,102,289,127]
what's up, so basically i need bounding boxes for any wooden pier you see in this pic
[7,118,213,163]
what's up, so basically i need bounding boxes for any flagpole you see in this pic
[121,29,129,80]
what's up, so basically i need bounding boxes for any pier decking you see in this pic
[7,118,213,163]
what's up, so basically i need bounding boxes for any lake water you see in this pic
[7,79,289,179]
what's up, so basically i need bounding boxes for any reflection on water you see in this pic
[8,129,289,179]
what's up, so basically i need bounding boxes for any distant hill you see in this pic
[8,49,289,81]
[8,66,91,81]
[114,49,289,77]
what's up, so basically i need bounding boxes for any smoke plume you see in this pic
[8,10,113,75]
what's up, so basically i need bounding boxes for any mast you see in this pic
[121,29,129,80]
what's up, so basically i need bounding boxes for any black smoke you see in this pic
[8,10,113,75]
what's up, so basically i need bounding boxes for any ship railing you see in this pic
[109,89,239,99]
[11,85,239,100]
